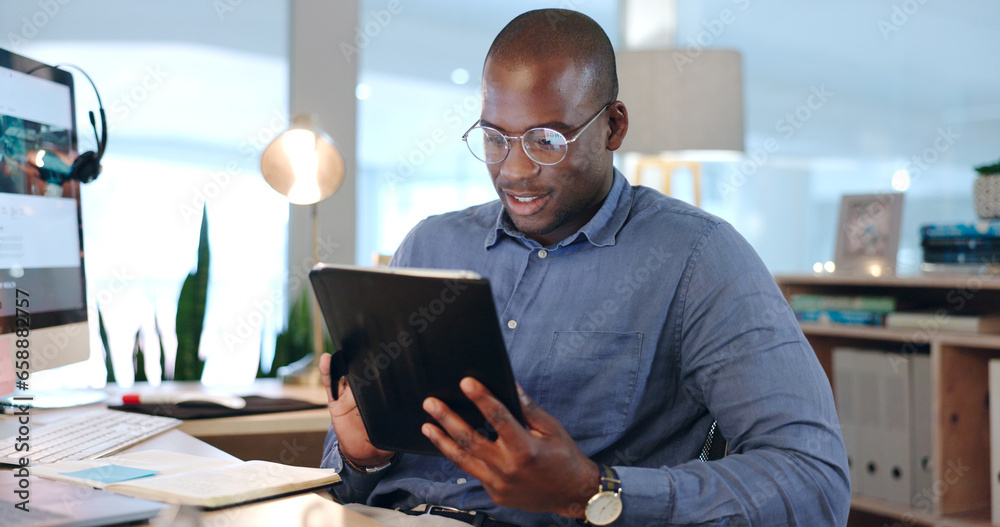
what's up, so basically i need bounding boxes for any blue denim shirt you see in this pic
[322,169,850,526]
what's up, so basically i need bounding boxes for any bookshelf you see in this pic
[775,273,1000,527]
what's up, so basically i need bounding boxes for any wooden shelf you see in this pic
[799,323,1000,349]
[778,273,1000,314]
[775,274,1000,527]
[850,495,993,527]
[799,323,933,342]
[777,273,1000,291]
[850,495,937,526]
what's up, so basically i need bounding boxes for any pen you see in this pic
[120,393,247,409]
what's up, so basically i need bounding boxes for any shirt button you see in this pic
[538,249,548,259]
[507,320,517,329]
[456,478,467,484]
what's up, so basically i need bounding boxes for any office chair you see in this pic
[699,421,728,462]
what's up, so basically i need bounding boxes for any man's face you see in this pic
[480,56,615,247]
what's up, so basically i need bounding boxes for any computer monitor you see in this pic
[0,46,92,403]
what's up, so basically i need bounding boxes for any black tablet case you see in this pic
[309,264,524,457]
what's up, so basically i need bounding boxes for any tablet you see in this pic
[309,264,525,457]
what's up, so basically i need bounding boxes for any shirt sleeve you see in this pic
[320,426,390,504]
[614,221,851,526]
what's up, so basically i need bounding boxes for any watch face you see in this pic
[585,491,622,525]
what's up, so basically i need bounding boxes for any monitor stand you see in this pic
[1,388,107,408]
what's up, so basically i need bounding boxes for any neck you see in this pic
[526,169,616,247]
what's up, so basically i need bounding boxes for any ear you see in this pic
[606,101,628,151]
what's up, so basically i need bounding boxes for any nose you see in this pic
[498,136,539,182]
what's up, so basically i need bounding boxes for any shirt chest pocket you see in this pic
[537,331,643,453]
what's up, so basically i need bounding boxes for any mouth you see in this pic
[503,191,549,216]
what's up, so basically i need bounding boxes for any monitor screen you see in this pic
[0,46,90,395]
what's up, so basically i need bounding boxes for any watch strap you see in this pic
[599,465,621,494]
[338,442,396,473]
[583,465,623,525]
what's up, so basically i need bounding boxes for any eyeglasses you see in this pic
[461,103,612,166]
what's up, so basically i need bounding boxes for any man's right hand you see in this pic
[319,352,396,468]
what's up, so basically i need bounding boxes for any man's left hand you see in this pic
[421,378,599,519]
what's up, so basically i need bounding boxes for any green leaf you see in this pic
[133,329,147,383]
[260,289,313,378]
[975,158,1000,175]
[98,307,114,384]
[259,289,334,378]
[173,206,210,381]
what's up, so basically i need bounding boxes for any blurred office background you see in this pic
[1,0,997,385]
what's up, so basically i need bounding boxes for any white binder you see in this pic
[909,354,932,509]
[832,349,931,505]
[855,350,931,505]
[852,350,886,499]
[989,359,1000,525]
[832,348,859,491]
[878,352,912,505]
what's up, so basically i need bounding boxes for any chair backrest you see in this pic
[698,421,728,462]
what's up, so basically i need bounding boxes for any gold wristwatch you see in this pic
[584,465,622,525]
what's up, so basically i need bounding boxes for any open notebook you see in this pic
[32,450,341,509]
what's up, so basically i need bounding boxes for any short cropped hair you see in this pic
[486,9,618,107]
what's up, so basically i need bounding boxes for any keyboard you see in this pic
[0,408,181,465]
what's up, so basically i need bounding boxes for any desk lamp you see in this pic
[615,49,744,205]
[260,114,345,385]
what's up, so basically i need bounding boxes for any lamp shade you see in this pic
[260,114,345,205]
[616,49,744,155]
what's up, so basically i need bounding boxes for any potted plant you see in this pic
[974,158,1000,218]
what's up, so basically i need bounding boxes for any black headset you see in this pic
[27,63,107,183]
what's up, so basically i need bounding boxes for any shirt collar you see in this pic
[485,168,632,250]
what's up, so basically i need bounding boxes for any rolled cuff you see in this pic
[320,426,387,503]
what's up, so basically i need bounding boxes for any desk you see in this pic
[0,419,385,526]
[105,379,331,467]
[198,492,387,527]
